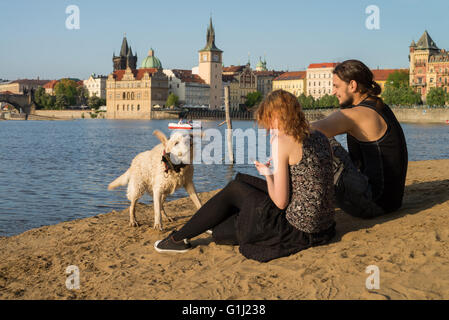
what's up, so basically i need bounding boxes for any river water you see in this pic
[0,119,448,237]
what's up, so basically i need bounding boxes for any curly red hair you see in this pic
[255,90,310,143]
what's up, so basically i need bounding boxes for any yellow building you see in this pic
[106,67,168,119]
[272,71,306,97]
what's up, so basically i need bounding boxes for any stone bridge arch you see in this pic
[0,91,37,114]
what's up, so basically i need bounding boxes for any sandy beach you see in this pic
[1,159,448,300]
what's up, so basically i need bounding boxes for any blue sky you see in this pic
[1,0,448,80]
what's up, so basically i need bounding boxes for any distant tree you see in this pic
[77,86,89,106]
[426,87,447,106]
[54,79,79,106]
[315,94,339,108]
[87,95,105,110]
[298,93,316,109]
[166,93,179,108]
[33,87,46,109]
[385,70,409,89]
[55,94,68,110]
[382,85,421,106]
[245,91,263,108]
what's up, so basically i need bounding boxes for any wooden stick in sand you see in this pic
[224,86,234,164]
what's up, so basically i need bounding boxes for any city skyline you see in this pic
[1,0,449,80]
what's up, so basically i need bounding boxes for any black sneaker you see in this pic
[154,231,192,253]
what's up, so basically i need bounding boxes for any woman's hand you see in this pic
[254,158,273,176]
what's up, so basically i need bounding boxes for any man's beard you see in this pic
[339,95,354,109]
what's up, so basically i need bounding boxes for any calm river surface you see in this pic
[0,119,448,236]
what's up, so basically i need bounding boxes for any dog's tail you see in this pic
[108,169,131,190]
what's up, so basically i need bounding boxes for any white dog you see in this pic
[108,130,202,230]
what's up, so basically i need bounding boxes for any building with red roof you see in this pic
[273,71,307,97]
[106,66,168,119]
[306,62,339,99]
[163,69,210,107]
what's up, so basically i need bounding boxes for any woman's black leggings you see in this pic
[172,177,270,242]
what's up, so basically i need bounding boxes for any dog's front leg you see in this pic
[185,180,202,210]
[160,195,174,222]
[129,199,139,227]
[152,189,163,231]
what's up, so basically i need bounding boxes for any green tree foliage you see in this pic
[33,86,55,109]
[55,94,68,110]
[297,93,315,109]
[426,87,448,106]
[245,91,263,108]
[166,93,179,108]
[54,79,79,106]
[298,93,338,109]
[87,95,106,110]
[381,72,422,106]
[385,70,409,88]
[382,85,422,106]
[315,94,339,108]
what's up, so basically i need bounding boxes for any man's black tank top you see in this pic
[346,97,408,213]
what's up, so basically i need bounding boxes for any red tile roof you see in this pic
[371,69,408,82]
[171,69,206,84]
[273,71,306,81]
[10,79,51,86]
[43,80,58,89]
[307,63,338,69]
[112,68,159,81]
[223,65,246,73]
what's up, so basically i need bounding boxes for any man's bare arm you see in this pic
[310,109,356,138]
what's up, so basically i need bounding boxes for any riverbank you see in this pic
[22,107,449,123]
[1,159,448,299]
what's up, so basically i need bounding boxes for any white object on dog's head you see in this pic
[153,130,193,165]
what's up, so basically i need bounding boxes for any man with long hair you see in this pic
[312,59,408,218]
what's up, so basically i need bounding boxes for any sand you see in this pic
[1,159,449,300]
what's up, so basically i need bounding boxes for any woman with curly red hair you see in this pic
[155,90,336,262]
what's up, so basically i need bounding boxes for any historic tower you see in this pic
[198,18,223,109]
[113,35,138,71]
[409,30,440,98]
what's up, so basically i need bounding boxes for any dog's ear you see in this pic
[153,130,168,146]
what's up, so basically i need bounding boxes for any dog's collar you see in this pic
[162,150,187,173]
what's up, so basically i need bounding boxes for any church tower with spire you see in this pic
[113,34,138,71]
[198,18,223,109]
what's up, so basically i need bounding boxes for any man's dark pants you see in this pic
[329,138,385,218]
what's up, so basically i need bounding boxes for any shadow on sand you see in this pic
[332,179,449,242]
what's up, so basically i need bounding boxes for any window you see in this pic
[122,105,125,111]
[137,104,140,111]
[122,92,126,100]
[117,105,119,111]
[131,105,133,111]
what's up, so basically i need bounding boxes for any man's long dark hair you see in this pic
[333,59,382,96]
